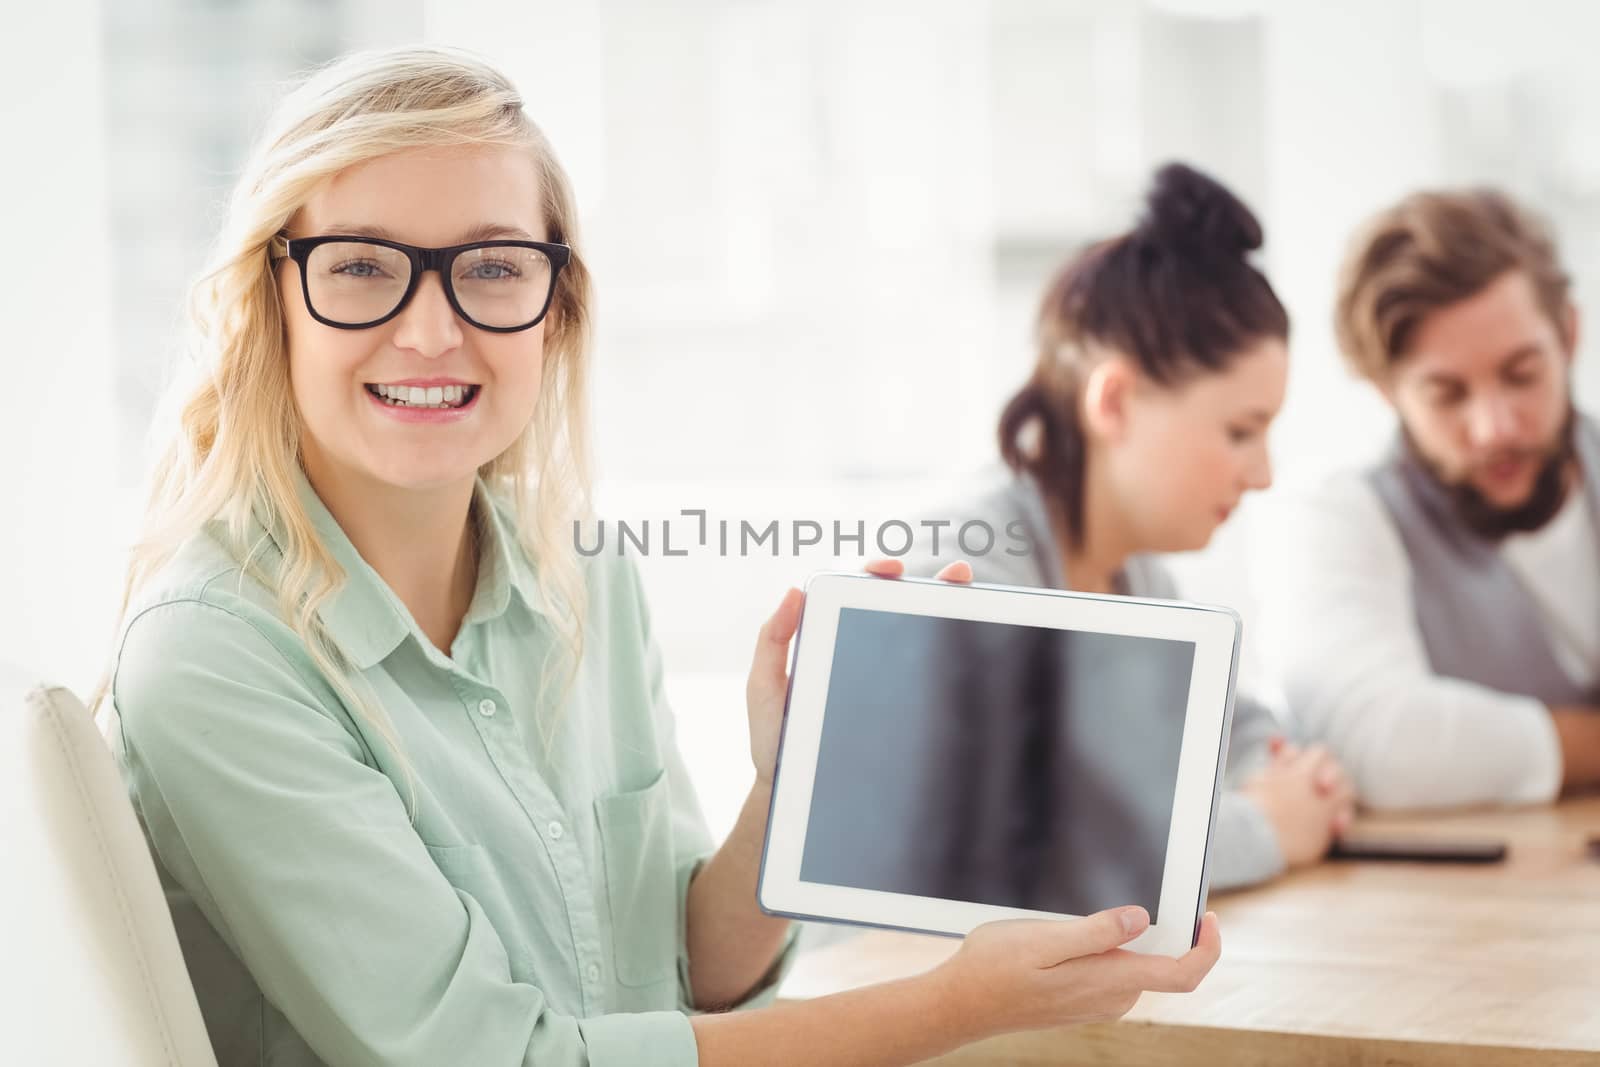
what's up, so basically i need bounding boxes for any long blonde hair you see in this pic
[92,46,595,795]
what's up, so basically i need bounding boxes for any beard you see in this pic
[1405,406,1577,541]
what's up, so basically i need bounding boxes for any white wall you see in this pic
[0,0,119,693]
[14,0,1600,835]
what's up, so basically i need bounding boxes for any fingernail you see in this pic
[1120,907,1148,935]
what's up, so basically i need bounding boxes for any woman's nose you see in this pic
[390,273,464,358]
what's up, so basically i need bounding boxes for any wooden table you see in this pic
[779,798,1600,1065]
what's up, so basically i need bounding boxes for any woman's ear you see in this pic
[1080,357,1136,443]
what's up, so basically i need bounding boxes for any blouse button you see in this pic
[586,963,601,983]
[477,698,497,718]
[547,820,565,840]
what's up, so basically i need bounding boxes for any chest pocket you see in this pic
[594,769,677,988]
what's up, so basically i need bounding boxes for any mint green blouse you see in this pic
[109,474,795,1066]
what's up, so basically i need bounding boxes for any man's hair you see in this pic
[1335,188,1572,381]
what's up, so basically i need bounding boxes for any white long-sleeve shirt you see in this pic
[1257,473,1586,811]
[1502,489,1600,683]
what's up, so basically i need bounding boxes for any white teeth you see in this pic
[368,383,476,410]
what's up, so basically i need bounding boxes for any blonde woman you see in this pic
[101,47,1220,1067]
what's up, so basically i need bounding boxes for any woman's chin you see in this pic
[364,462,486,494]
[1149,524,1217,556]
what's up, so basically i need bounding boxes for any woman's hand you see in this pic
[1241,740,1356,868]
[744,558,973,787]
[930,907,1222,1039]
[691,905,1221,1066]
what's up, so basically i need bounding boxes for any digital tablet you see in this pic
[757,571,1242,957]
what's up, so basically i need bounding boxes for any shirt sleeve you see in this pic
[1198,690,1288,891]
[113,598,701,1067]
[626,559,800,1014]
[1206,790,1286,891]
[1255,475,1563,811]
[1222,691,1283,782]
[1122,555,1291,890]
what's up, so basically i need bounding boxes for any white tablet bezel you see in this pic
[757,571,1241,957]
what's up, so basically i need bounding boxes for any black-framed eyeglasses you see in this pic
[274,234,571,333]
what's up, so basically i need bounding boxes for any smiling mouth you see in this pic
[364,383,480,410]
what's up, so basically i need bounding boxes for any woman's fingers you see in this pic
[1331,783,1357,820]
[1302,745,1348,795]
[864,558,974,583]
[1332,804,1355,836]
[1139,912,1222,994]
[1172,912,1223,991]
[1297,742,1332,766]
[1314,762,1343,792]
[1037,906,1150,965]
[768,587,804,643]
[747,588,803,695]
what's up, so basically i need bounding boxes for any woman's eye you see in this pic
[462,260,521,281]
[331,259,385,278]
[1227,426,1256,444]
[1427,388,1464,409]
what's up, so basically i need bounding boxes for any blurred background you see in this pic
[7,0,1600,836]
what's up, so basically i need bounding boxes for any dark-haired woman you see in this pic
[915,163,1355,894]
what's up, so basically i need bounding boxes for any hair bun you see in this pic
[1136,162,1263,259]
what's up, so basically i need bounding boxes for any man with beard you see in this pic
[1260,188,1600,810]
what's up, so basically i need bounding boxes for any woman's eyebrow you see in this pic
[318,222,398,240]
[318,222,540,243]
[454,222,540,243]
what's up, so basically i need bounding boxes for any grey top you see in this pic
[1366,417,1600,707]
[907,470,1286,892]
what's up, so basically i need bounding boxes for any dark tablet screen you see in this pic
[798,606,1197,921]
